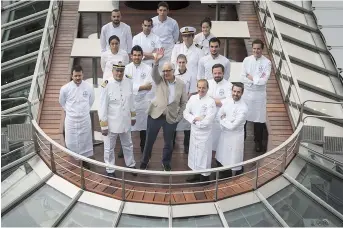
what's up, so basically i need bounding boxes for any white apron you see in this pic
[65,115,93,158]
[241,55,271,123]
[216,99,248,171]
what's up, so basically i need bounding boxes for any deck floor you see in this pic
[38,1,293,204]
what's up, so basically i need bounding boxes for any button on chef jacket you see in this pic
[100,22,133,53]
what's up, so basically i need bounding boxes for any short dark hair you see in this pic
[112,9,120,13]
[158,1,169,9]
[109,35,120,45]
[209,37,220,46]
[131,45,143,55]
[212,63,224,73]
[72,65,83,73]
[232,82,244,93]
[143,18,153,24]
[197,79,209,89]
[252,39,264,49]
[177,54,187,62]
[200,17,212,28]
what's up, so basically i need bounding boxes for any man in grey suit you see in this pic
[140,48,187,171]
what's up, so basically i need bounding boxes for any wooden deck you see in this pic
[37,1,294,205]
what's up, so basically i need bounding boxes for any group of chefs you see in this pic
[59,1,272,183]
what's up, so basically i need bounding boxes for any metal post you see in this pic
[80,161,85,190]
[281,146,288,173]
[97,13,102,38]
[224,39,229,58]
[169,175,172,205]
[121,171,126,201]
[92,58,98,87]
[215,4,220,21]
[215,171,219,201]
[50,143,56,173]
[254,161,259,189]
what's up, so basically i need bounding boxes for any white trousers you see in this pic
[103,131,136,173]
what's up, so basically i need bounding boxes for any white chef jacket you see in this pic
[101,49,129,80]
[98,78,135,133]
[59,81,95,158]
[171,42,204,77]
[100,22,133,53]
[132,32,162,66]
[241,55,271,123]
[124,62,154,131]
[183,94,216,176]
[175,69,197,131]
[193,32,215,56]
[207,79,233,151]
[216,98,248,171]
[197,54,231,80]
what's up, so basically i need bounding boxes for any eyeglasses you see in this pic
[162,69,173,73]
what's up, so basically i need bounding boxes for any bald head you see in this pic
[162,61,175,82]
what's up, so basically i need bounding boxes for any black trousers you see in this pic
[173,130,190,147]
[139,130,146,152]
[244,121,266,143]
[141,115,177,166]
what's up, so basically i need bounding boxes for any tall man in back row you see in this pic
[59,65,95,169]
[140,48,187,171]
[241,39,271,152]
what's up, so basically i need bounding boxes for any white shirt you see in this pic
[59,81,94,119]
[175,69,197,94]
[198,54,231,80]
[183,94,216,129]
[241,55,271,91]
[132,32,162,66]
[167,80,176,104]
[151,16,179,49]
[100,22,133,53]
[101,49,129,80]
[171,42,204,77]
[193,32,215,56]
[124,62,154,103]
[98,78,135,133]
[208,79,232,112]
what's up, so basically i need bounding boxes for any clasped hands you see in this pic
[101,119,136,136]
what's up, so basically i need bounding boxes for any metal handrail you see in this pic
[31,119,303,176]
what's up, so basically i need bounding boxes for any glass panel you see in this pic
[173,215,223,227]
[224,203,281,227]
[11,1,50,21]
[2,60,36,85]
[1,85,31,111]
[1,115,27,128]
[59,202,116,227]
[2,38,41,63]
[1,142,34,167]
[296,162,343,214]
[5,18,46,41]
[118,214,168,227]
[267,183,343,227]
[1,185,71,227]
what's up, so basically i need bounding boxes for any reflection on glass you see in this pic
[173,215,222,227]
[296,162,343,214]
[6,18,46,41]
[2,39,41,63]
[59,202,116,227]
[267,184,343,227]
[1,86,31,111]
[224,202,280,227]
[1,185,71,227]
[2,61,36,85]
[12,1,50,20]
[118,214,168,227]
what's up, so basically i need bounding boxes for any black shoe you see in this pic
[162,163,172,171]
[234,168,244,176]
[83,161,91,170]
[140,162,148,170]
[129,166,138,176]
[200,175,210,183]
[106,172,116,178]
[118,148,124,158]
[186,174,201,183]
[219,170,232,180]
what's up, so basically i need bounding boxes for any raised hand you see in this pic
[153,48,165,63]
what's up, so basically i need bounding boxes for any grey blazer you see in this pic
[147,64,188,124]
